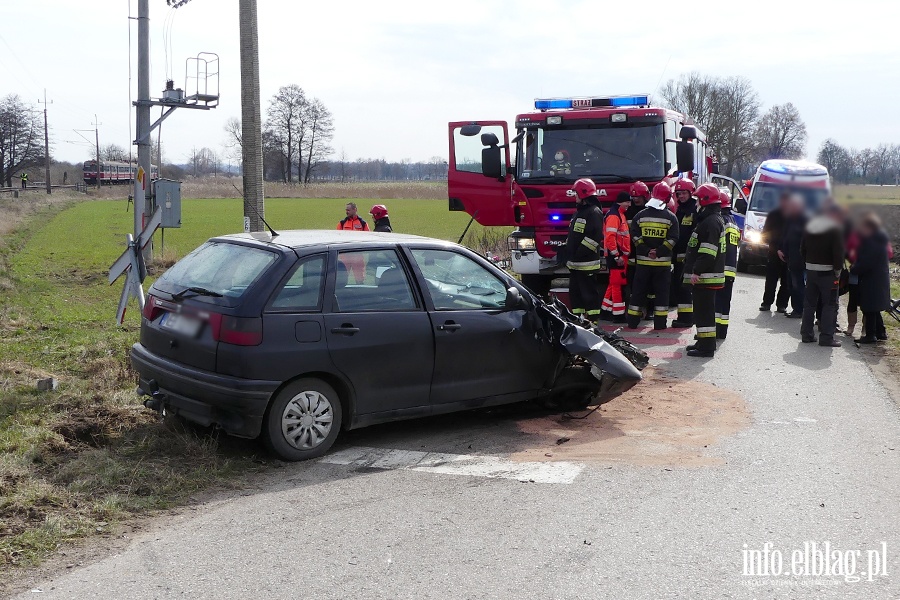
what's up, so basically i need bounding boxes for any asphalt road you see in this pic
[13,274,900,599]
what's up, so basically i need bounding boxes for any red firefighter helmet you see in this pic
[718,190,731,209]
[651,181,672,201]
[573,178,597,200]
[695,183,722,206]
[673,179,696,193]
[369,204,389,219]
[629,181,650,199]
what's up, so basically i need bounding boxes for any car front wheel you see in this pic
[263,378,343,461]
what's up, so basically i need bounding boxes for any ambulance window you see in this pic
[453,125,506,175]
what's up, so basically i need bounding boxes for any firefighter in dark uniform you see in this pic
[670,179,697,327]
[627,182,679,330]
[565,178,605,320]
[716,189,741,339]
[623,182,648,309]
[683,183,726,357]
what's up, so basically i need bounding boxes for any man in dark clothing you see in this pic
[369,204,393,232]
[565,178,606,320]
[799,205,845,347]
[683,183,726,357]
[670,178,697,327]
[627,182,679,330]
[780,195,807,318]
[759,196,791,312]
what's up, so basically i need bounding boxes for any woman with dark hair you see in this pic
[851,213,891,343]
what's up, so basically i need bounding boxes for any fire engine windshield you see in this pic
[517,123,665,183]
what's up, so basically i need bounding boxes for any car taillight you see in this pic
[143,294,162,321]
[209,314,263,346]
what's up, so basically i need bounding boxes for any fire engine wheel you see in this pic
[263,378,343,461]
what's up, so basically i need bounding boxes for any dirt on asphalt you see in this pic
[512,367,751,467]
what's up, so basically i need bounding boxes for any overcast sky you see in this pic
[2,0,899,166]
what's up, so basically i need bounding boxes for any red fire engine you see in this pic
[448,94,710,295]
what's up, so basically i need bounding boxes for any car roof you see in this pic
[212,229,453,250]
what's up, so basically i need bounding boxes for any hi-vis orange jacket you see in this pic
[604,206,631,269]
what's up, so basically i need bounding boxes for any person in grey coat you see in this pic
[851,213,891,343]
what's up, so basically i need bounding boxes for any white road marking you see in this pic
[322,446,583,484]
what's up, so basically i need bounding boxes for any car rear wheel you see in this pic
[263,378,343,461]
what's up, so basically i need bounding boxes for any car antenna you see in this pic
[231,183,279,237]
[457,210,480,245]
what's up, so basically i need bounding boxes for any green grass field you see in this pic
[0,196,500,571]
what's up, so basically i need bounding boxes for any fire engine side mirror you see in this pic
[482,146,503,179]
[675,141,694,173]
[460,124,482,137]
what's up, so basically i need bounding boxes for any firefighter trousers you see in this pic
[627,265,671,329]
[693,286,718,353]
[670,260,693,325]
[715,277,735,339]
[569,269,602,319]
[601,267,627,319]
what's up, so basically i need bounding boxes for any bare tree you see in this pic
[302,98,334,183]
[754,103,807,161]
[660,74,760,176]
[265,85,308,183]
[100,143,129,162]
[0,94,44,187]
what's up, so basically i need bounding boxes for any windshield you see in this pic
[157,241,278,302]
[748,182,829,214]
[517,123,664,183]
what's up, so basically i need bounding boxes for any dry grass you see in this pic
[834,184,900,205]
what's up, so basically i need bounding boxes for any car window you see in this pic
[334,249,417,312]
[270,255,325,311]
[410,249,508,310]
[158,241,277,300]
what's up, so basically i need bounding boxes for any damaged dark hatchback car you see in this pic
[131,231,645,461]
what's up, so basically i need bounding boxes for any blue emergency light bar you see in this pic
[534,95,650,111]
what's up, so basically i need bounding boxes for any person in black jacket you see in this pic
[760,194,791,312]
[799,204,845,347]
[566,178,606,320]
[369,205,393,232]
[627,182,679,330]
[780,195,807,318]
[851,213,891,343]
[670,179,698,327]
[682,183,726,357]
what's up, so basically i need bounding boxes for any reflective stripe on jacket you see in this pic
[629,206,679,267]
[683,205,726,288]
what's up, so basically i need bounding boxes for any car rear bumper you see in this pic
[130,343,280,438]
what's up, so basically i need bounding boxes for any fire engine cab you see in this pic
[448,94,709,295]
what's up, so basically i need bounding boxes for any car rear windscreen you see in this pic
[157,241,278,302]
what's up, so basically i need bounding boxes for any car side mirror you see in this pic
[675,141,694,173]
[735,197,748,214]
[482,146,502,179]
[503,286,526,311]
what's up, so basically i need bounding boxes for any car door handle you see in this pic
[331,325,360,335]
[438,321,462,332]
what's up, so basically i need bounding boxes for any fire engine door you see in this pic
[448,121,514,226]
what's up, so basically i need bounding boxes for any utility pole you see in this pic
[134,0,152,258]
[239,0,264,232]
[38,90,52,194]
[93,115,101,190]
